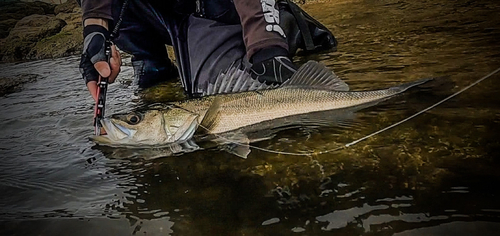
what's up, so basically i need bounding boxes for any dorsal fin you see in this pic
[203,62,277,96]
[281,61,349,91]
[197,97,222,134]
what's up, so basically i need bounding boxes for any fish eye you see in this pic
[127,114,141,125]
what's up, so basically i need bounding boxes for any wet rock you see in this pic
[29,7,83,59]
[1,14,66,61]
[57,11,81,27]
[0,0,56,39]
[0,1,55,21]
[0,74,39,96]
[0,19,18,38]
[54,0,79,15]
[0,0,83,61]
[23,1,56,15]
[0,38,5,57]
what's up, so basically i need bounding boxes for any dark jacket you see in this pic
[80,0,188,23]
[80,0,113,22]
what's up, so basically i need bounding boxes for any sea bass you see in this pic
[92,61,431,157]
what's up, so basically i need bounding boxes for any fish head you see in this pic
[92,105,200,146]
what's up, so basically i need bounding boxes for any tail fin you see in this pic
[390,78,434,93]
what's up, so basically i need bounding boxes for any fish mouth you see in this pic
[91,116,199,147]
[90,119,136,146]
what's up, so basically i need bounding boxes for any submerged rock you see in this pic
[0,74,39,96]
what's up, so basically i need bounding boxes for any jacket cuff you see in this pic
[83,25,110,38]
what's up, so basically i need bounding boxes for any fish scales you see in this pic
[176,87,401,134]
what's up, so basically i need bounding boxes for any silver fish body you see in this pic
[179,86,416,134]
[92,61,431,152]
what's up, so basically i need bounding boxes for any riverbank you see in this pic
[0,0,324,63]
[0,0,81,62]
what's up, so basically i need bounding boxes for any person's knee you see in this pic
[132,58,178,89]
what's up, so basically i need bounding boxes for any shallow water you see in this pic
[1,0,500,235]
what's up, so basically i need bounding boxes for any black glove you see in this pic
[79,25,110,84]
[250,47,297,85]
[250,56,297,85]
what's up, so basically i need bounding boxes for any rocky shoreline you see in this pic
[0,0,81,62]
[0,0,313,63]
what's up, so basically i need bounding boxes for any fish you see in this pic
[91,61,432,158]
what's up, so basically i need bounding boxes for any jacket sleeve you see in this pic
[81,0,113,22]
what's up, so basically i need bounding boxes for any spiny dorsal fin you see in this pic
[197,97,222,134]
[281,61,349,91]
[204,62,277,96]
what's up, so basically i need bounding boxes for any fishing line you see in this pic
[197,125,314,156]
[200,67,500,156]
[343,67,500,148]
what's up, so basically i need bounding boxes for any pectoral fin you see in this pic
[218,133,251,159]
[223,143,251,159]
[197,97,222,134]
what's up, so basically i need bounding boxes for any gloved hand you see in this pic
[79,24,121,101]
[250,56,297,85]
[250,46,297,85]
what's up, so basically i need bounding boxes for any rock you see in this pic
[28,7,83,59]
[0,74,39,96]
[0,39,5,59]
[0,19,18,38]
[28,28,83,60]
[0,0,83,61]
[23,1,56,15]
[0,12,41,22]
[29,20,83,59]
[0,0,57,37]
[1,14,66,61]
[0,1,55,21]
[54,0,79,14]
[56,7,82,29]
